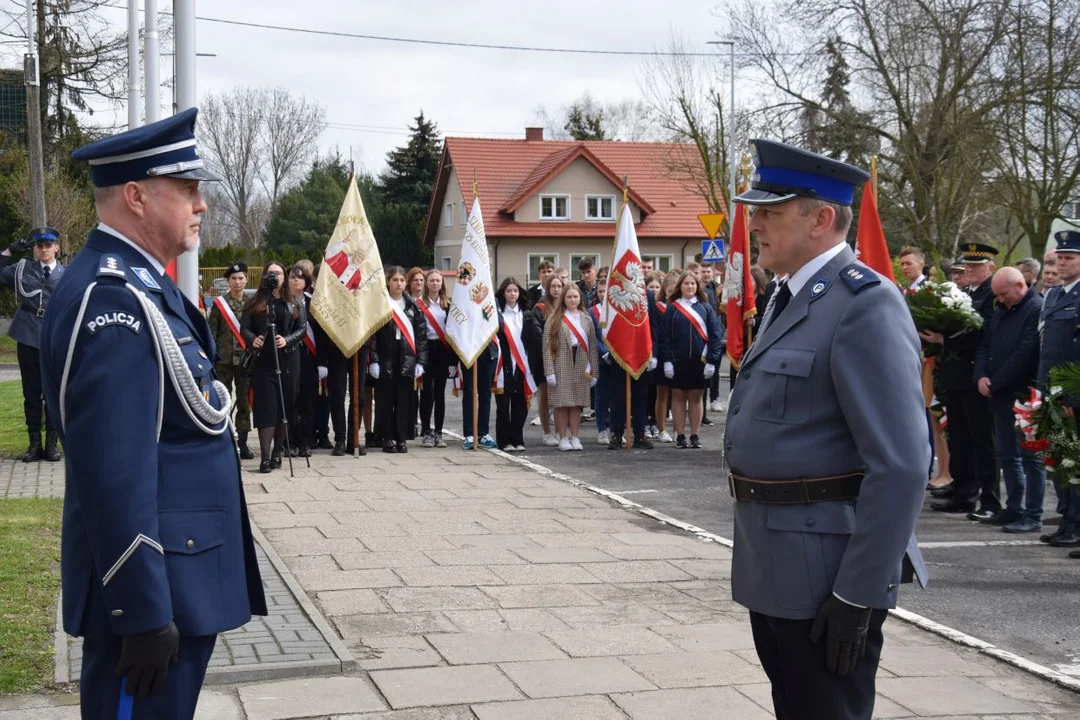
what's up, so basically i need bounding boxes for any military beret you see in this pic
[736,139,871,207]
[224,263,248,278]
[1054,230,1080,254]
[960,243,999,264]
[30,226,60,244]
[71,108,220,188]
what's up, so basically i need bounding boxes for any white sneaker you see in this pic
[597,430,610,445]
[543,433,559,446]
[570,436,583,451]
[649,424,660,438]
[531,415,542,426]
[515,444,527,452]
[659,430,673,443]
[559,437,573,451]
[710,399,725,412]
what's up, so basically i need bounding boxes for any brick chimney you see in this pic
[525,127,545,142]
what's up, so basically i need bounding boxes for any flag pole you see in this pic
[622,176,632,451]
[472,171,480,450]
[871,155,878,197]
[352,352,360,456]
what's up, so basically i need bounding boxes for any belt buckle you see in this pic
[35,307,45,318]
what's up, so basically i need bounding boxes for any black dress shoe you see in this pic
[1040,528,1066,544]
[633,435,654,449]
[701,416,714,426]
[1048,532,1080,548]
[332,441,345,456]
[608,435,623,450]
[978,509,1019,526]
[1069,550,1080,559]
[689,434,702,449]
[317,436,333,450]
[382,441,396,454]
[259,460,272,474]
[270,454,282,469]
[396,441,408,453]
[929,485,954,499]
[357,444,367,456]
[930,499,976,513]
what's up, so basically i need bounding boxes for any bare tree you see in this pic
[260,88,326,208]
[533,92,658,142]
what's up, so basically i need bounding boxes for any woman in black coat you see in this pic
[495,277,538,452]
[241,261,307,472]
[369,266,428,453]
[288,264,319,457]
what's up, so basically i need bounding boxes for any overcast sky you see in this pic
[5,1,729,173]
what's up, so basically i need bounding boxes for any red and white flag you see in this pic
[721,201,756,369]
[601,203,652,378]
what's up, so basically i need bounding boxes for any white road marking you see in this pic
[919,539,1043,549]
[458,433,1080,693]
[611,489,660,495]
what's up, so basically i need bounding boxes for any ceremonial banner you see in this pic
[855,159,896,282]
[310,175,393,357]
[721,201,756,368]
[601,203,652,378]
[446,198,499,367]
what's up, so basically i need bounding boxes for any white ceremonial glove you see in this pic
[590,376,598,388]
[602,352,611,365]
[704,363,716,380]
[648,357,657,371]
[369,363,380,380]
[546,374,556,387]
[448,365,458,378]
[664,362,674,379]
[415,365,425,379]
[317,366,328,381]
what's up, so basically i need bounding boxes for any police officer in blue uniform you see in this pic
[724,140,929,720]
[39,108,266,719]
[1038,230,1080,553]
[1,226,66,462]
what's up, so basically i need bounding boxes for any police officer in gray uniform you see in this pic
[724,140,929,720]
[0,226,66,462]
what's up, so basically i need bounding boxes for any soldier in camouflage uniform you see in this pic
[208,262,254,458]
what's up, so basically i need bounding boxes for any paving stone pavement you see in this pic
[2,447,1078,718]
[1,456,65,498]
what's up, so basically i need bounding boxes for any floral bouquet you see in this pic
[1013,372,1080,488]
[904,281,984,336]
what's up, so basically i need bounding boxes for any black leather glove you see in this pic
[115,621,180,699]
[809,595,872,677]
[6,237,32,255]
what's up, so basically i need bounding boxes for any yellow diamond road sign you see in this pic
[698,213,726,240]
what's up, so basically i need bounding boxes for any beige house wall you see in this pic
[432,167,469,253]
[432,237,702,287]
[512,157,643,224]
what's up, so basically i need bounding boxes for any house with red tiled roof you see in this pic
[422,128,715,287]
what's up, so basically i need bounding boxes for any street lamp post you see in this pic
[707,40,737,236]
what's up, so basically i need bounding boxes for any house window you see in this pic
[539,194,570,221]
[570,254,601,282]
[643,255,674,273]
[527,253,559,286]
[462,203,469,225]
[444,203,453,228]
[1063,201,1079,220]
[585,195,616,221]
[440,256,452,271]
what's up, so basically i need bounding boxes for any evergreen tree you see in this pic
[379,112,442,206]
[802,38,877,167]
[564,103,607,141]
[263,153,352,254]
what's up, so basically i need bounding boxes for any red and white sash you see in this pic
[417,297,449,347]
[672,300,708,362]
[502,311,537,402]
[656,300,667,314]
[391,303,417,355]
[212,295,246,351]
[303,323,316,357]
[562,312,592,377]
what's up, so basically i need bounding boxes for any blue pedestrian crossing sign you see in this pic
[702,239,725,262]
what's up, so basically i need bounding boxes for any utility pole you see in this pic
[174,0,199,301]
[145,0,160,123]
[24,0,46,228]
[127,0,140,129]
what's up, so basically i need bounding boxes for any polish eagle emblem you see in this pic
[607,260,646,318]
[721,251,744,306]
[457,261,476,285]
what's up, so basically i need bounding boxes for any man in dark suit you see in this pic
[527,259,554,306]
[1,227,66,461]
[40,108,265,718]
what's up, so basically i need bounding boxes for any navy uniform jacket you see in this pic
[974,288,1042,398]
[656,299,724,366]
[40,228,266,639]
[0,254,66,347]
[724,247,929,620]
[937,277,994,392]
[1038,282,1080,405]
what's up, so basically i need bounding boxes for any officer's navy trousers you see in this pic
[750,609,887,720]
[80,633,216,720]
[17,341,53,433]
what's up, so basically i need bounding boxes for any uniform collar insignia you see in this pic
[130,266,161,291]
[809,277,830,300]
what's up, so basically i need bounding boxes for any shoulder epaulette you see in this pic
[96,254,127,282]
[839,263,881,294]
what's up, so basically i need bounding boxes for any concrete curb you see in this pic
[249,522,357,675]
[53,590,69,685]
[456,432,1080,695]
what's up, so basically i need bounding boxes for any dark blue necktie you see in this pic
[766,282,792,330]
[41,264,51,283]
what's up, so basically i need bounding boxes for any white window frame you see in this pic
[585,194,616,222]
[444,203,453,228]
[440,256,452,271]
[527,253,559,286]
[569,253,601,283]
[643,254,674,274]
[462,204,469,225]
[539,194,571,221]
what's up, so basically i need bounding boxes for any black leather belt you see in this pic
[728,472,864,504]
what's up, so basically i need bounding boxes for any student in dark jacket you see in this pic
[288,264,319,457]
[974,267,1045,533]
[658,270,724,449]
[369,266,428,453]
[494,278,538,452]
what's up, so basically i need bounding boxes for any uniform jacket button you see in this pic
[186,538,195,549]
[731,405,740,415]
[780,361,788,368]
[111,609,124,617]
[888,583,897,590]
[805,517,815,527]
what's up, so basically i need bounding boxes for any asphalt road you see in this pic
[433,383,1080,678]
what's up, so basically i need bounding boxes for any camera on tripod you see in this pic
[262,272,280,291]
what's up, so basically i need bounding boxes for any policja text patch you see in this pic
[85,311,142,334]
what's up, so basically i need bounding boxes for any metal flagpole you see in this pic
[174,0,200,302]
[622,178,632,451]
[353,353,361,455]
[144,0,160,123]
[127,0,140,128]
[23,0,45,229]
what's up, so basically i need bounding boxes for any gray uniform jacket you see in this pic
[724,247,929,620]
[0,254,66,348]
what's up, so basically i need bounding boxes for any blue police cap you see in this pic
[71,108,220,188]
[1054,230,1080,254]
[960,242,999,264]
[30,226,59,244]
[736,139,870,207]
